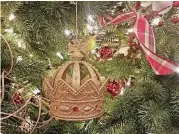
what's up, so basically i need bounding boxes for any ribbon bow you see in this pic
[97,11,178,75]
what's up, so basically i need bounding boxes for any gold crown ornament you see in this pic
[43,39,107,121]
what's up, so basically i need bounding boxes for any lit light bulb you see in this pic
[5,28,13,34]
[64,29,71,36]
[117,2,122,6]
[127,28,134,33]
[18,40,22,48]
[93,25,99,30]
[91,49,95,54]
[8,13,15,21]
[126,77,131,86]
[16,56,23,63]
[88,15,93,22]
[32,88,40,95]
[111,9,115,15]
[87,24,93,31]
[100,76,105,83]
[18,88,24,93]
[120,89,124,95]
[151,17,161,25]
[176,68,179,73]
[29,54,33,57]
[126,81,130,86]
[56,52,64,60]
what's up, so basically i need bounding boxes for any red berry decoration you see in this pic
[99,46,113,59]
[13,93,24,104]
[158,21,164,27]
[173,1,179,7]
[73,107,79,112]
[171,16,179,24]
[107,80,121,96]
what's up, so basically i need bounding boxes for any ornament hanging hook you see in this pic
[76,1,78,39]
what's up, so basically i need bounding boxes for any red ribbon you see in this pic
[97,12,178,75]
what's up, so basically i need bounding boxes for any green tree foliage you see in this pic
[1,1,179,134]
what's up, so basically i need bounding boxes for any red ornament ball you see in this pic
[99,46,113,59]
[13,93,24,104]
[107,80,121,96]
[173,1,179,7]
[171,16,179,24]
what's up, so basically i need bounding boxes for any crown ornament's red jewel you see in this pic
[43,39,107,121]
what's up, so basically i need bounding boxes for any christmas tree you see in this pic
[1,1,179,134]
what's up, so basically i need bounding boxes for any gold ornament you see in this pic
[83,35,96,52]
[43,39,107,121]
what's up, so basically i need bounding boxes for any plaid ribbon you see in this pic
[97,12,178,75]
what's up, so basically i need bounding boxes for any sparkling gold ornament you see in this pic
[83,35,96,52]
[43,39,107,121]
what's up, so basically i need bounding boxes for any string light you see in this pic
[151,17,161,25]
[120,89,124,95]
[18,40,22,48]
[126,81,130,86]
[29,54,33,57]
[32,88,40,95]
[64,29,71,36]
[56,52,64,60]
[126,77,131,86]
[111,9,115,15]
[117,2,122,6]
[5,28,13,34]
[16,56,23,63]
[86,24,93,32]
[18,88,24,93]
[91,49,95,54]
[8,13,15,21]
[88,15,93,22]
[127,28,134,33]
[176,68,179,73]
[17,40,26,49]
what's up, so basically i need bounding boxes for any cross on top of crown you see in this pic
[68,39,87,61]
